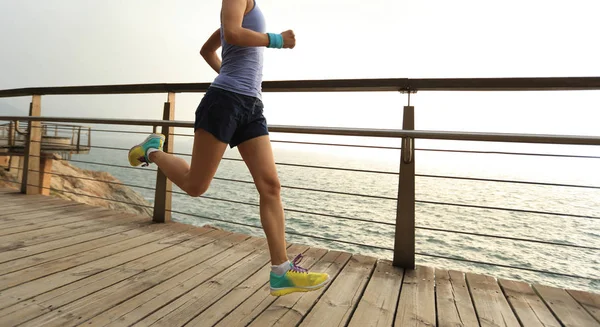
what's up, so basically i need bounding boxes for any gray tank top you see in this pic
[211,1,265,98]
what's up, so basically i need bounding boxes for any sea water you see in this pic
[69,129,600,293]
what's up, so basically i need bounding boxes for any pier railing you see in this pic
[0,121,91,156]
[1,77,599,288]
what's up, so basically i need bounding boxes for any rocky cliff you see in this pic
[0,155,152,217]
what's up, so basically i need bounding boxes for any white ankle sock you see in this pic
[146,148,160,162]
[271,261,291,276]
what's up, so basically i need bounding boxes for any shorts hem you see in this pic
[193,125,230,145]
[229,130,269,148]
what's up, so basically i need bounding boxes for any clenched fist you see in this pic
[281,30,296,49]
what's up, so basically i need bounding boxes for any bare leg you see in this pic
[150,129,228,197]
[237,135,287,265]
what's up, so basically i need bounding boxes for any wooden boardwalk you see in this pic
[0,188,598,327]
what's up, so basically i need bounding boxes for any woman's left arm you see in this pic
[200,28,222,73]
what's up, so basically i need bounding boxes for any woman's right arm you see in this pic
[221,0,295,48]
[222,0,268,47]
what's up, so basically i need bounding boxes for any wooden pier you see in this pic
[0,188,598,326]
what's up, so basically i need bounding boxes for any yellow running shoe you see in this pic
[270,253,330,296]
[128,133,165,167]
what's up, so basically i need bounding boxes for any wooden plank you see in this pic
[0,207,105,236]
[0,212,146,252]
[3,226,196,327]
[0,223,189,290]
[467,273,520,327]
[79,231,242,326]
[0,200,77,217]
[0,210,140,250]
[567,289,600,322]
[499,279,561,327]
[0,217,148,255]
[0,217,150,264]
[0,207,88,229]
[534,284,600,327]
[0,228,225,325]
[0,191,71,203]
[0,202,74,217]
[214,250,351,327]
[0,223,187,309]
[395,265,436,327]
[346,260,403,327]
[299,254,377,327]
[121,237,269,326]
[0,214,168,275]
[147,244,310,326]
[0,203,88,226]
[0,196,83,212]
[23,234,258,327]
[0,209,117,244]
[241,248,328,327]
[436,269,479,327]
[190,247,326,327]
[0,195,59,208]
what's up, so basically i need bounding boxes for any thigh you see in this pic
[237,135,279,190]
[188,128,228,188]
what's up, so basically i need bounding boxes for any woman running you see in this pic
[128,0,329,296]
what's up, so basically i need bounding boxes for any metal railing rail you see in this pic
[1,77,599,284]
[2,77,600,97]
[1,116,600,146]
[1,115,598,277]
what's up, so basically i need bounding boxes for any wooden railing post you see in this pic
[8,121,15,147]
[76,126,81,152]
[153,92,175,223]
[21,95,42,195]
[393,105,415,268]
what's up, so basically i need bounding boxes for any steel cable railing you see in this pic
[171,153,399,176]
[168,189,395,227]
[11,137,600,222]
[414,226,600,251]
[89,128,153,135]
[270,139,402,150]
[24,139,125,152]
[416,252,598,281]
[10,137,600,224]
[417,174,600,190]
[2,112,599,287]
[417,147,600,160]
[168,189,598,250]
[35,156,157,173]
[167,208,393,252]
[417,200,600,221]
[7,151,599,261]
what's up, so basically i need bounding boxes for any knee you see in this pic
[186,182,209,197]
[257,176,281,198]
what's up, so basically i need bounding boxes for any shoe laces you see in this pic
[138,156,149,167]
[290,253,308,273]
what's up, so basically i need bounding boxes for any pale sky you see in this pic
[1,0,600,137]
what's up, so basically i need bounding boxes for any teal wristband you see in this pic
[267,33,283,49]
